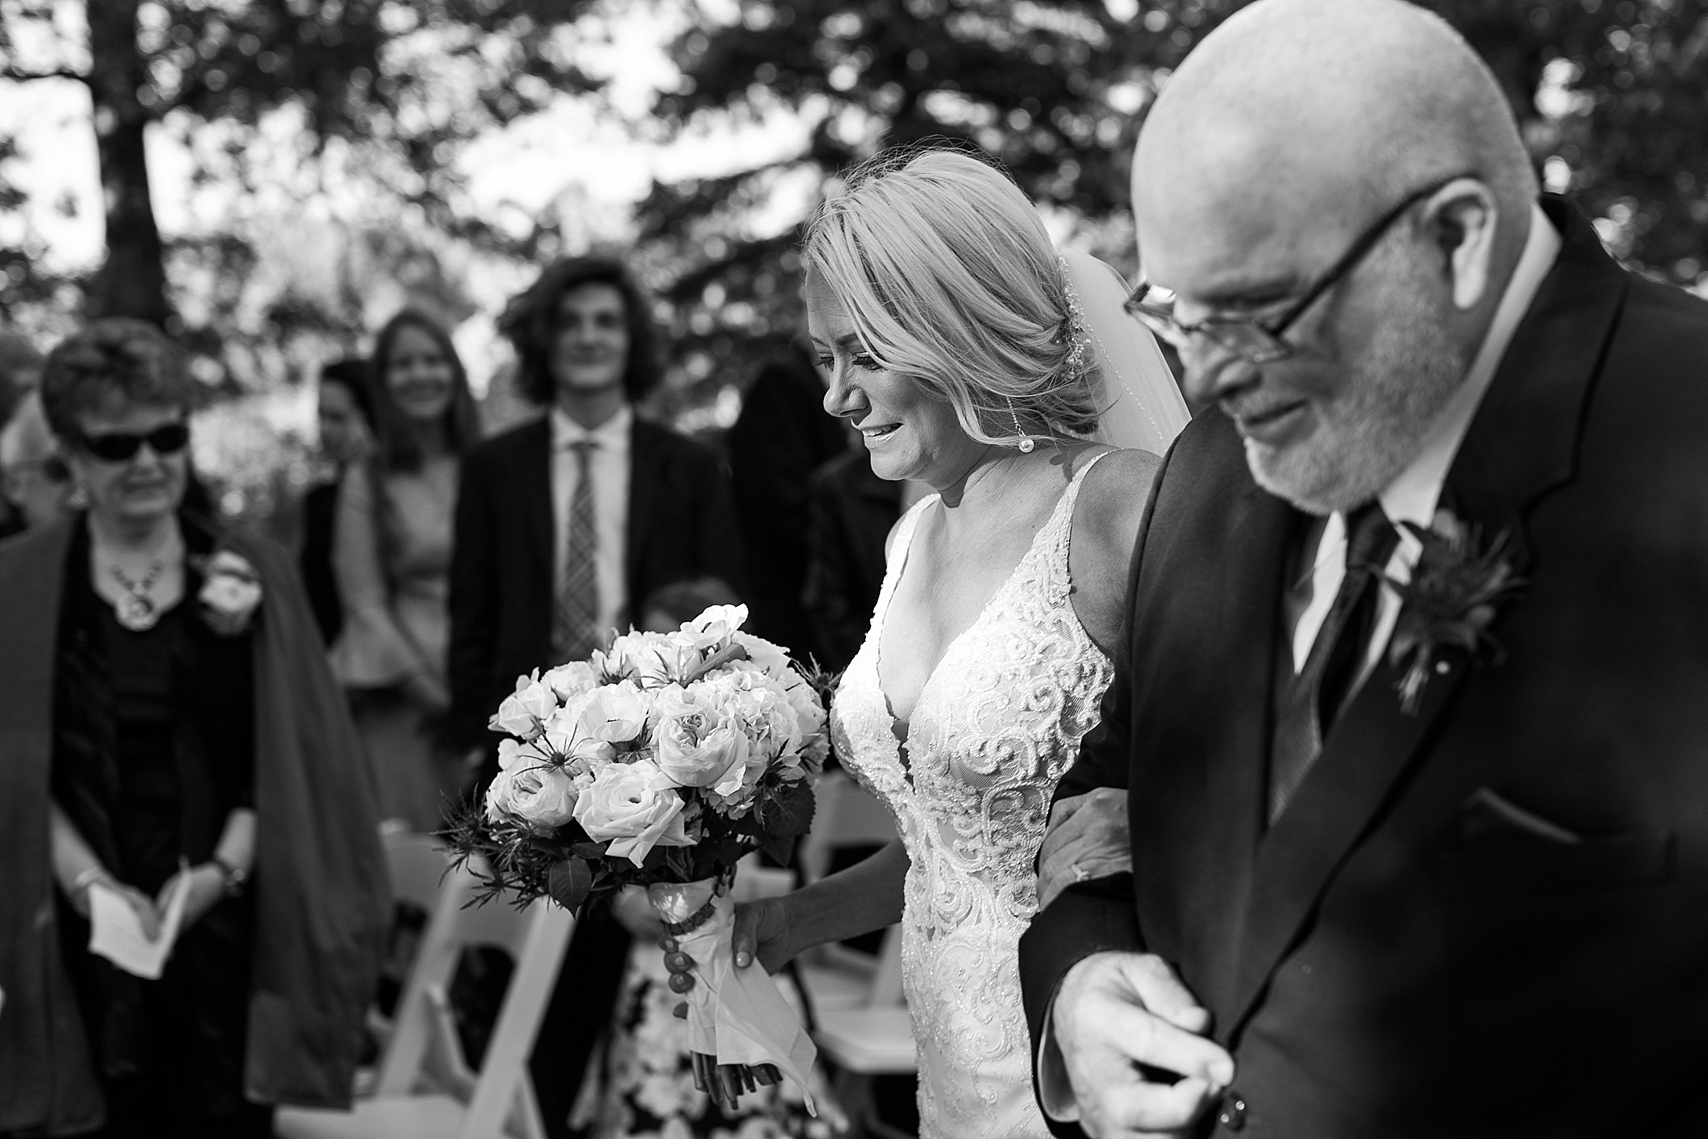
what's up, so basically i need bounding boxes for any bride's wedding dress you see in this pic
[830,453,1116,1139]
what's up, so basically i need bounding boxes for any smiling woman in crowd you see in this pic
[0,317,388,1137]
[330,308,483,830]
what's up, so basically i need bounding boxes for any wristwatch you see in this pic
[209,854,249,898]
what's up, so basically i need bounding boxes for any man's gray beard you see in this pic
[1247,290,1468,516]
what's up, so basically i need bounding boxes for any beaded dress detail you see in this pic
[829,454,1115,1139]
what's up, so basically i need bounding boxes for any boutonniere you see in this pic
[196,549,263,636]
[1386,509,1524,715]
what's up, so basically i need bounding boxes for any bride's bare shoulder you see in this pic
[1068,447,1163,651]
[1074,447,1162,558]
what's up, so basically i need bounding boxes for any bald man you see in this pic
[1018,1,1708,1136]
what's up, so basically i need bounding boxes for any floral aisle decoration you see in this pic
[445,605,833,1111]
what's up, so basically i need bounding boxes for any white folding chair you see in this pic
[277,863,574,1139]
[795,773,916,1139]
[795,771,905,1014]
[360,828,454,1085]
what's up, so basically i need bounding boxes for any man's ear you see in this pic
[1425,179,1500,312]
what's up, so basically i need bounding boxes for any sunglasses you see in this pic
[75,422,191,463]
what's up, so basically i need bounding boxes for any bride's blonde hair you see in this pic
[803,148,1101,445]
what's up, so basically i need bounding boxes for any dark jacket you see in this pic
[803,449,901,672]
[727,354,847,659]
[298,478,343,645]
[447,413,745,751]
[1020,197,1708,1138]
[0,516,389,1134]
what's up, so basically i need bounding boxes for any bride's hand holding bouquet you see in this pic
[445,604,832,1110]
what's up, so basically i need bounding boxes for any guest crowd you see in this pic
[0,253,890,1139]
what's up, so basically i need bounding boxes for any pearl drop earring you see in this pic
[1008,401,1035,453]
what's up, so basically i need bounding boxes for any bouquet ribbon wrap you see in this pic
[648,876,817,1114]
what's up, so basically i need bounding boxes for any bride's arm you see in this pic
[730,838,909,974]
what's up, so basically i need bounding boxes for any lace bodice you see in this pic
[829,454,1115,1139]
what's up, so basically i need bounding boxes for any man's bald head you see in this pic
[1125,0,1547,515]
[1136,0,1535,240]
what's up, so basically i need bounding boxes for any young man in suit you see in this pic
[1021,2,1708,1136]
[448,255,743,1138]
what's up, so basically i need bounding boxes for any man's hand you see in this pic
[1053,951,1234,1138]
[1038,789,1133,910]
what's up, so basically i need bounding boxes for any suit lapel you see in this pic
[1227,197,1630,1035]
[519,417,554,587]
[626,418,660,598]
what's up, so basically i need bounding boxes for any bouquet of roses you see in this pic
[446,604,831,1110]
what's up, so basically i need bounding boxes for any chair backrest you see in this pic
[383,829,450,915]
[457,899,575,1139]
[374,860,562,1097]
[798,771,899,884]
[795,773,906,1008]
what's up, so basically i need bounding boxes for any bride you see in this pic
[716,149,1185,1137]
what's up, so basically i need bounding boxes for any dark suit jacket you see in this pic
[1019,197,1708,1138]
[803,448,901,671]
[447,413,745,751]
[728,354,847,658]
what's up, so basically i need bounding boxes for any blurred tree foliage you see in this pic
[646,0,1708,409]
[0,0,596,376]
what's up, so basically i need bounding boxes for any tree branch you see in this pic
[0,66,89,85]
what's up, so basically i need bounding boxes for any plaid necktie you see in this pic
[1268,502,1400,822]
[553,439,600,663]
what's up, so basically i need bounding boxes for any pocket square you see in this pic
[1459,787,1581,845]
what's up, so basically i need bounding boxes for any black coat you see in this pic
[447,413,745,750]
[803,448,901,672]
[727,356,847,659]
[1019,197,1708,1138]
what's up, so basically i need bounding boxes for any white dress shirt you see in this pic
[1038,203,1563,1124]
[551,403,632,643]
[1287,203,1562,692]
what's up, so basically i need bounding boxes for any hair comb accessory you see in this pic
[1057,255,1093,379]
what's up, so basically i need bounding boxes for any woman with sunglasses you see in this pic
[329,309,482,830]
[0,318,389,1138]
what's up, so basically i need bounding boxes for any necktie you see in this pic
[1268,502,1400,822]
[554,439,600,663]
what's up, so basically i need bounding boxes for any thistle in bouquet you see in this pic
[444,605,837,1112]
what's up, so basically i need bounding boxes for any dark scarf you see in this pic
[0,514,391,1135]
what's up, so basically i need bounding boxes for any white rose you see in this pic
[733,631,791,681]
[601,631,697,688]
[540,693,618,769]
[572,760,692,867]
[496,737,547,772]
[541,660,600,701]
[489,672,557,740]
[581,681,650,744]
[653,693,750,790]
[487,761,582,829]
[199,550,263,634]
[677,604,749,649]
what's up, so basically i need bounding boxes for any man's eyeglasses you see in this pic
[74,422,191,463]
[1124,172,1475,364]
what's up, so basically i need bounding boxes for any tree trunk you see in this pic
[84,0,170,326]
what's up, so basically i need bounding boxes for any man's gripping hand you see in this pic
[1051,951,1234,1138]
